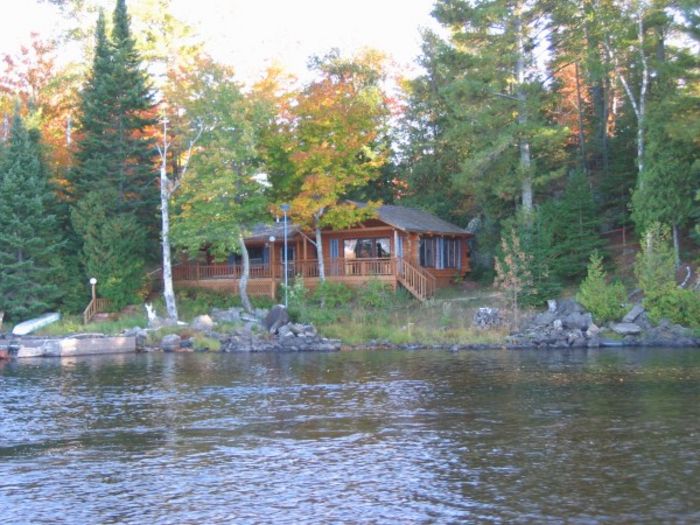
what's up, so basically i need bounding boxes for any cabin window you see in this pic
[420,237,460,269]
[344,238,391,259]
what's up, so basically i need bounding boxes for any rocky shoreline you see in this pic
[2,301,698,359]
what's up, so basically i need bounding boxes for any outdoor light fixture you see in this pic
[281,203,290,308]
[89,277,97,301]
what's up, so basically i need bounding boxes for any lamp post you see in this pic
[89,277,97,302]
[281,203,290,308]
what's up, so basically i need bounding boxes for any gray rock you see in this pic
[160,334,182,352]
[562,312,591,330]
[211,307,242,323]
[553,319,563,331]
[191,314,215,331]
[262,305,289,333]
[586,323,600,338]
[622,304,645,323]
[473,307,503,329]
[611,322,642,335]
[547,299,557,313]
[532,311,556,327]
[556,298,584,316]
[278,325,295,338]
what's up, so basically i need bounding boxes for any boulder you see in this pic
[532,311,556,327]
[191,314,215,331]
[553,319,563,331]
[262,305,289,334]
[123,327,149,350]
[473,307,504,329]
[611,322,642,335]
[211,307,242,323]
[562,312,591,330]
[622,304,645,323]
[160,334,182,352]
[547,299,557,313]
[556,298,585,316]
[586,323,601,338]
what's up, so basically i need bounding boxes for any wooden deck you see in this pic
[162,257,435,301]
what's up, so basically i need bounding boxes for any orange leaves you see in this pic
[281,51,390,229]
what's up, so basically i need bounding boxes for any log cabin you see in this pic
[169,203,473,301]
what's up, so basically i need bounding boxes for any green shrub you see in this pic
[633,223,700,327]
[644,288,700,327]
[191,334,222,351]
[358,278,393,308]
[576,252,626,323]
[310,281,354,307]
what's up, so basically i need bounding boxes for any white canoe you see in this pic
[12,312,61,336]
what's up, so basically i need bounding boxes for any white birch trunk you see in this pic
[156,116,202,323]
[160,158,178,321]
[238,234,253,313]
[314,216,325,281]
[672,223,680,270]
[159,119,178,321]
[515,2,533,214]
[614,6,649,179]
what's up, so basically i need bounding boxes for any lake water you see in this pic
[1,348,699,524]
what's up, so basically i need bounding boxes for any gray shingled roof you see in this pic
[246,203,470,240]
[245,222,300,242]
[376,204,470,235]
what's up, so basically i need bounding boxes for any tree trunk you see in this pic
[574,62,587,175]
[672,223,680,270]
[515,3,533,214]
[238,234,253,313]
[315,220,325,281]
[160,160,178,321]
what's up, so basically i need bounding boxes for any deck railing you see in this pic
[396,258,436,301]
[159,257,435,301]
[169,258,396,282]
[284,258,395,279]
[83,297,111,324]
[171,263,272,281]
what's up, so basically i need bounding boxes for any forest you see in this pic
[0,0,698,327]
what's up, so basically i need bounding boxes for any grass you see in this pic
[291,281,509,345]
[31,282,511,346]
[37,312,147,336]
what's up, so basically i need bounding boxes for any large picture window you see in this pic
[420,237,460,269]
[344,238,391,259]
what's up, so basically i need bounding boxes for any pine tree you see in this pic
[70,1,156,307]
[0,111,63,321]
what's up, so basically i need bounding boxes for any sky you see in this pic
[0,0,442,84]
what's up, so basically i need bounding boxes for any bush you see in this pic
[576,252,626,323]
[358,278,393,308]
[191,334,222,351]
[310,281,354,307]
[633,223,700,327]
[644,288,700,328]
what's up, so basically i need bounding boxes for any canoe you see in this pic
[12,313,61,336]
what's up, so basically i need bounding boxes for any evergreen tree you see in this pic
[548,171,605,282]
[71,190,146,311]
[70,1,156,307]
[0,111,63,321]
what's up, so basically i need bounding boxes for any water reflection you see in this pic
[1,348,699,523]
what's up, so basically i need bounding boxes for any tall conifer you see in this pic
[0,111,63,320]
[70,0,156,307]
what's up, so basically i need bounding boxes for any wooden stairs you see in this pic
[397,258,436,302]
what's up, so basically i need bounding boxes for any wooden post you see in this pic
[270,241,276,279]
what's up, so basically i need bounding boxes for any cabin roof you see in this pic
[375,204,470,235]
[246,203,470,241]
[245,222,300,242]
